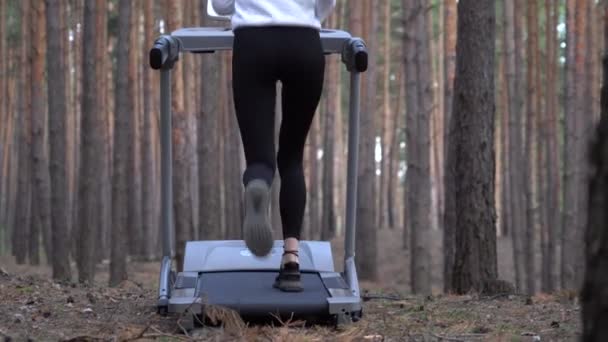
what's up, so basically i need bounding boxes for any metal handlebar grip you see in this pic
[342,38,368,73]
[150,41,169,69]
[149,36,180,70]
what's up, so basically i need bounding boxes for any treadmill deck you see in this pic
[167,270,360,324]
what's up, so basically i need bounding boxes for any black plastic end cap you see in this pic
[354,51,368,73]
[150,48,163,70]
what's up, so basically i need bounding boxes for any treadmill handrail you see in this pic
[169,27,352,54]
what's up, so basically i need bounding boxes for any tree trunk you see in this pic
[524,0,539,296]
[581,52,608,342]
[446,0,497,294]
[127,0,143,259]
[498,18,510,240]
[165,0,192,271]
[198,0,222,241]
[141,0,157,259]
[321,11,339,240]
[0,0,6,240]
[562,0,578,291]
[414,0,433,294]
[77,0,101,283]
[30,0,49,265]
[308,113,320,239]
[442,0,457,292]
[224,53,243,240]
[95,0,110,263]
[110,0,132,286]
[511,0,528,293]
[354,0,378,281]
[14,0,32,265]
[543,0,560,293]
[4,49,19,253]
[403,0,431,294]
[378,0,392,230]
[46,0,72,282]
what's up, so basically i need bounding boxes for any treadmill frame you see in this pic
[150,26,368,326]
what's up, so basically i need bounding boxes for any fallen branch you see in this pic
[361,294,402,301]
[429,332,487,342]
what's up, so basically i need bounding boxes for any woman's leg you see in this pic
[232,28,278,187]
[277,29,325,264]
[232,28,279,256]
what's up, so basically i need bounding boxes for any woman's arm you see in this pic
[315,0,336,22]
[211,0,235,15]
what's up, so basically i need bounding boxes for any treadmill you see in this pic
[149,8,368,328]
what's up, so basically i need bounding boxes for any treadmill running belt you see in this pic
[196,271,330,318]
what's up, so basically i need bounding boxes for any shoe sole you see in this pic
[243,180,273,257]
[273,280,303,292]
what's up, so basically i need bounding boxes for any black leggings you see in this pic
[232,26,325,240]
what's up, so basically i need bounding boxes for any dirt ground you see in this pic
[0,229,582,341]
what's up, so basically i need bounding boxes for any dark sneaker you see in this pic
[273,250,302,292]
[243,179,273,256]
[273,261,303,292]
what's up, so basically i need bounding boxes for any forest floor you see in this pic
[0,230,582,341]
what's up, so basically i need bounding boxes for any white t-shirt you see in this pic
[211,0,336,30]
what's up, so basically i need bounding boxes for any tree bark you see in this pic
[446,0,497,294]
[224,53,243,240]
[321,9,339,241]
[354,0,378,281]
[581,53,608,342]
[378,0,392,230]
[442,0,457,292]
[110,0,132,286]
[543,0,560,293]
[165,0,192,270]
[95,0,110,263]
[77,0,101,283]
[198,0,222,241]
[0,0,6,238]
[127,0,143,258]
[46,0,72,281]
[14,0,32,265]
[30,0,49,265]
[141,0,157,259]
[524,0,539,296]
